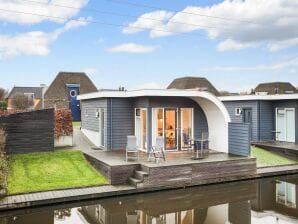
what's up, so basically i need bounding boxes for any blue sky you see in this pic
[1,0,298,92]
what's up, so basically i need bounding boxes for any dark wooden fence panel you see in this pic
[229,122,251,156]
[0,109,54,154]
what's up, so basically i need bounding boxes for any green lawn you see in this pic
[72,122,81,127]
[251,146,297,168]
[7,150,108,195]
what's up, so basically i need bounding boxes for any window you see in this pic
[276,181,296,208]
[24,93,34,108]
[70,90,77,97]
[235,108,242,116]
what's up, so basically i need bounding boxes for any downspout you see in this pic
[257,100,261,141]
[110,98,113,151]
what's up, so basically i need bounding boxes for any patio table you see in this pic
[191,139,205,160]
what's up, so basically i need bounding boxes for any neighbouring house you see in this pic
[167,76,220,96]
[6,86,47,110]
[220,94,298,145]
[78,88,252,156]
[254,82,298,95]
[42,72,98,121]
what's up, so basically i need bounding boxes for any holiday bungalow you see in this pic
[78,88,251,156]
[220,93,298,158]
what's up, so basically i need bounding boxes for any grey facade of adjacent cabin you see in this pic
[223,99,298,144]
[81,96,208,151]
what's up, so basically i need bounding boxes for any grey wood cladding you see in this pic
[81,96,208,151]
[229,122,251,156]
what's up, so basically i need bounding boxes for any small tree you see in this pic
[11,94,33,109]
[0,101,7,110]
[0,88,7,101]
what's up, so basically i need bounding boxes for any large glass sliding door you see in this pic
[165,109,178,150]
[135,108,147,150]
[152,108,194,151]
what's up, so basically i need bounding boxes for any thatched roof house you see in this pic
[254,82,297,95]
[43,72,97,109]
[168,76,220,96]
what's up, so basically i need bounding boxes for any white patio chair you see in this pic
[148,136,166,163]
[126,136,139,162]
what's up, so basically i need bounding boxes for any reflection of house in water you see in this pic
[79,180,256,224]
[251,177,298,221]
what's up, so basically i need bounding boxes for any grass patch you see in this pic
[251,146,297,168]
[72,122,81,127]
[7,150,108,195]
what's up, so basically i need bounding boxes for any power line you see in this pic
[0,7,209,37]
[15,0,233,31]
[107,0,264,26]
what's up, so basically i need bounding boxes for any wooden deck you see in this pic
[253,141,298,160]
[84,150,257,188]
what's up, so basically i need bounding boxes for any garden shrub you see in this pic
[54,109,73,138]
[0,101,7,110]
[0,128,8,196]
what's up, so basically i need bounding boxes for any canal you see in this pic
[0,174,297,224]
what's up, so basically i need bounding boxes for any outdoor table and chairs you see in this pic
[191,132,209,160]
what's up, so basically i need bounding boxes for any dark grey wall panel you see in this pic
[224,101,259,141]
[259,101,274,141]
[229,122,251,156]
[110,98,134,150]
[0,109,54,154]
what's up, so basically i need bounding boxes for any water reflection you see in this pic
[0,175,297,224]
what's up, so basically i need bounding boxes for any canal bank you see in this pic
[1,174,298,224]
[1,164,298,212]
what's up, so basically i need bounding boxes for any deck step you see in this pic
[135,170,149,181]
[129,177,142,187]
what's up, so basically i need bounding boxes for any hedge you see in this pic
[54,109,73,138]
[0,128,8,197]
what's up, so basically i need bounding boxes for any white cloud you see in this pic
[217,39,259,51]
[107,43,159,54]
[123,0,298,51]
[268,37,298,52]
[0,0,89,24]
[123,10,174,37]
[0,17,89,59]
[202,57,298,72]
